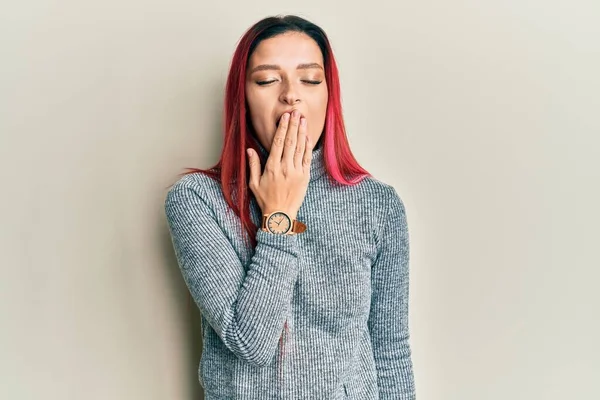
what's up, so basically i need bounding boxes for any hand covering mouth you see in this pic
[276,112,303,127]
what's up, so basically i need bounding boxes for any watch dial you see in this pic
[267,212,291,234]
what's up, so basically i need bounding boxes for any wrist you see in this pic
[261,210,305,235]
[262,209,297,221]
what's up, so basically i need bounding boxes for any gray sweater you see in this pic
[164,141,416,399]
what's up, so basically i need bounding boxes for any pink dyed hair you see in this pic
[170,14,372,380]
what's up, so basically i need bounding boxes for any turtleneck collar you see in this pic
[253,136,326,183]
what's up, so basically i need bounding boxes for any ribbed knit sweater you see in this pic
[164,140,416,399]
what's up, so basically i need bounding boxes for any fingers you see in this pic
[282,110,301,166]
[267,112,290,167]
[302,134,313,175]
[294,117,307,169]
[246,148,261,190]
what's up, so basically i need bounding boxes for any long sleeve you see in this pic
[367,186,416,399]
[164,178,300,367]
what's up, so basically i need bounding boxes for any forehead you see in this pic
[248,32,323,67]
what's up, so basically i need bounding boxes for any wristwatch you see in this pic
[261,211,307,235]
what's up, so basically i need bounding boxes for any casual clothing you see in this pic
[164,141,416,399]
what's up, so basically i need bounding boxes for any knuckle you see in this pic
[273,136,285,147]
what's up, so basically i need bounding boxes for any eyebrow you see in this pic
[249,62,323,74]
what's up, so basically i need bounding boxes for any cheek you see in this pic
[245,91,264,124]
[245,88,260,113]
[315,88,328,114]
[312,91,328,122]
[246,100,276,141]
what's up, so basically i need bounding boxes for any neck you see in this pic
[253,137,326,183]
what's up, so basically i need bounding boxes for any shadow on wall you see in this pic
[159,219,205,399]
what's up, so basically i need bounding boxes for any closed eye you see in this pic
[256,80,323,86]
[256,80,275,86]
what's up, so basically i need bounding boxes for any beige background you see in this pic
[2,1,599,399]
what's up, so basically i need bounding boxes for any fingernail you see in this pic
[283,113,290,121]
[246,148,251,156]
[292,110,299,118]
[300,118,306,126]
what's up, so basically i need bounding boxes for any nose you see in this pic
[279,81,301,105]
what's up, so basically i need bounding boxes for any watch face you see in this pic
[266,212,292,234]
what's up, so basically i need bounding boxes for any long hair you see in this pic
[170,14,371,383]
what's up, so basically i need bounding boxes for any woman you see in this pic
[164,15,416,399]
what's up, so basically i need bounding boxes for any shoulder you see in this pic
[351,176,408,244]
[164,172,222,210]
[349,175,406,214]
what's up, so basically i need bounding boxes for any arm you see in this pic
[164,178,299,367]
[367,186,416,399]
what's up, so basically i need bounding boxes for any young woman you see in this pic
[165,15,416,400]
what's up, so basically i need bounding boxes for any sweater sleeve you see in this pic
[367,186,416,399]
[164,178,299,367]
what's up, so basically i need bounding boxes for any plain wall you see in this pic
[1,1,599,399]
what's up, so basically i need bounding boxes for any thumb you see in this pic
[246,148,260,188]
